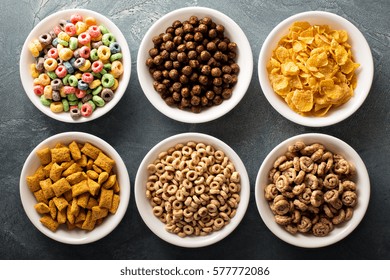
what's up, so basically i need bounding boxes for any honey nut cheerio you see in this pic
[146,141,241,238]
[264,141,358,237]
[26,141,120,232]
[267,21,360,117]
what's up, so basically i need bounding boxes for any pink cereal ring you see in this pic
[70,14,83,24]
[91,60,104,73]
[82,72,94,83]
[33,85,44,96]
[63,86,76,94]
[55,65,68,78]
[53,25,62,35]
[81,103,93,117]
[88,25,101,38]
[64,23,77,36]
[79,46,91,58]
[70,105,78,110]
[47,48,58,59]
[76,89,87,98]
[78,32,91,45]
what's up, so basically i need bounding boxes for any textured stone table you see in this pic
[1,0,389,260]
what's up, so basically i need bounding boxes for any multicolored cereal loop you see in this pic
[28,13,124,120]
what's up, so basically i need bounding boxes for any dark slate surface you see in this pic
[1,0,389,260]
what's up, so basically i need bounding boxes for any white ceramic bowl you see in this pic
[258,11,374,127]
[20,132,131,244]
[255,133,370,248]
[137,7,253,123]
[20,9,131,123]
[135,132,250,247]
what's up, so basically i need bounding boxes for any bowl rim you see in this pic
[255,132,370,248]
[19,8,131,123]
[134,132,250,248]
[19,131,131,244]
[137,6,253,123]
[258,10,374,127]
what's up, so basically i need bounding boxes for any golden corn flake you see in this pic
[267,21,359,116]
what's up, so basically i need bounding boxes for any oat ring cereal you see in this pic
[146,141,241,237]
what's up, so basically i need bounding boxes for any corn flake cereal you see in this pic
[26,141,121,232]
[267,21,360,116]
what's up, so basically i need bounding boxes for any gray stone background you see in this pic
[1,0,389,259]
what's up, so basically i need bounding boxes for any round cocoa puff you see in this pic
[146,15,239,112]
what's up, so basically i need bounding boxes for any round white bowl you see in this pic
[20,9,131,123]
[20,132,131,244]
[258,11,374,127]
[137,7,253,123]
[135,132,250,247]
[255,133,370,248]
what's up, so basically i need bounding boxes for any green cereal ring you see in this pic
[110,53,123,62]
[99,25,109,34]
[88,100,96,111]
[104,63,112,71]
[100,68,107,75]
[69,100,78,106]
[102,33,116,46]
[69,37,78,50]
[40,95,52,106]
[68,75,78,87]
[78,101,83,109]
[101,74,115,88]
[62,99,70,111]
[47,71,57,79]
[92,72,102,79]
[92,85,103,95]
[67,93,78,101]
[92,95,105,107]
[57,38,69,47]
[63,74,71,85]
[90,49,99,60]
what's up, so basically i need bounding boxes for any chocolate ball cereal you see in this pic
[146,16,239,113]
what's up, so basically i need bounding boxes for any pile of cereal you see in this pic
[28,14,124,119]
[146,141,241,237]
[267,21,360,116]
[264,141,358,237]
[26,141,120,232]
[145,16,240,113]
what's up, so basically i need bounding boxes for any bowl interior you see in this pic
[19,132,130,244]
[135,132,250,248]
[255,133,370,248]
[20,9,131,123]
[258,11,374,127]
[137,7,253,123]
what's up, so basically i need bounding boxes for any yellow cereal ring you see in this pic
[58,31,70,42]
[43,58,58,72]
[97,46,111,61]
[110,60,124,78]
[74,72,83,80]
[60,86,67,98]
[110,78,119,91]
[78,59,91,72]
[28,42,40,57]
[89,79,101,89]
[75,21,88,35]
[44,85,53,99]
[85,16,97,26]
[32,39,43,51]
[50,101,64,113]
[58,48,73,61]
[34,73,51,86]
[30,64,40,78]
